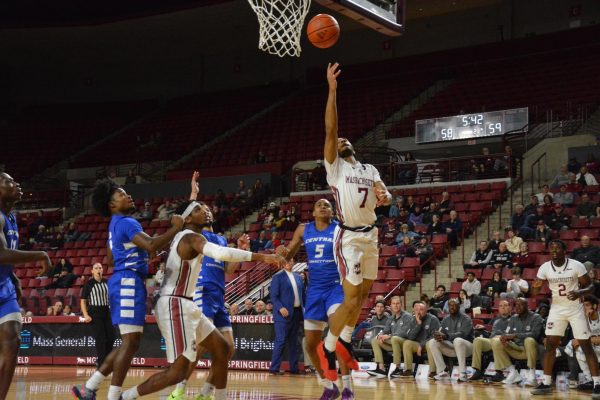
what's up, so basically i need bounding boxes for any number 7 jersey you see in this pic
[325,155,382,227]
[537,258,588,307]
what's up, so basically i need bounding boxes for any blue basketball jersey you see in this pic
[0,211,18,283]
[196,230,227,293]
[303,220,339,288]
[108,215,149,277]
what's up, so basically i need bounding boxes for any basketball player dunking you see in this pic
[317,62,392,381]
[531,239,600,398]
[277,199,354,400]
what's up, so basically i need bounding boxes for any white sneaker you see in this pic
[434,371,450,380]
[525,371,537,386]
[502,369,522,385]
[457,373,468,382]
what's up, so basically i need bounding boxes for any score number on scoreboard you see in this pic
[415,107,528,144]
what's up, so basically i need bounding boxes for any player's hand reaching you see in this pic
[327,62,341,90]
[260,253,287,268]
[532,279,543,288]
[567,290,581,301]
[237,233,250,251]
[275,245,289,258]
[190,171,200,200]
[375,187,391,207]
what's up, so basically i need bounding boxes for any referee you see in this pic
[81,262,115,366]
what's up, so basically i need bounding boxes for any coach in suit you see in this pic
[269,260,304,374]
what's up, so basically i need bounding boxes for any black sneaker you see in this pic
[366,367,387,379]
[468,369,484,381]
[592,384,600,399]
[531,383,552,395]
[490,371,505,383]
[577,381,593,391]
[389,367,402,378]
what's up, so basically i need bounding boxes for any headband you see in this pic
[182,201,201,219]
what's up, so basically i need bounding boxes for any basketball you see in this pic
[307,14,340,49]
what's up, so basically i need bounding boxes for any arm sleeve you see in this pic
[483,250,493,264]
[474,280,481,295]
[81,281,91,300]
[270,275,283,312]
[406,319,423,340]
[116,217,143,242]
[381,319,393,335]
[469,251,477,263]
[422,318,441,346]
[516,315,543,341]
[491,319,507,337]
[202,242,252,263]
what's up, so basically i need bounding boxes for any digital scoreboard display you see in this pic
[415,107,528,144]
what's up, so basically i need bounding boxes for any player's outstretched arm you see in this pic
[324,62,341,165]
[132,214,184,254]
[189,171,200,201]
[374,180,392,206]
[567,273,595,300]
[0,218,51,273]
[224,233,251,274]
[275,224,306,261]
[530,279,545,296]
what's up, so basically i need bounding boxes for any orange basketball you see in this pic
[307,14,340,49]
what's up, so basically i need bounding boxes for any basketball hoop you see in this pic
[247,0,311,57]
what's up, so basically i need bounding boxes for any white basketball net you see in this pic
[247,0,311,58]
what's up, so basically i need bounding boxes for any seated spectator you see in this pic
[544,204,570,231]
[46,267,76,289]
[512,242,535,270]
[405,195,418,214]
[533,221,551,245]
[572,236,600,272]
[47,301,63,316]
[388,198,404,218]
[462,272,481,297]
[398,236,417,258]
[488,231,502,252]
[62,304,76,316]
[397,152,417,184]
[381,220,399,246]
[229,303,239,316]
[524,195,540,216]
[489,243,513,270]
[156,200,175,220]
[576,166,599,187]
[550,165,574,189]
[482,270,507,299]
[135,202,154,222]
[251,231,269,252]
[265,231,282,250]
[525,206,547,231]
[51,258,73,277]
[442,211,462,248]
[395,224,420,244]
[542,194,555,215]
[430,285,449,310]
[438,192,454,215]
[426,214,445,236]
[553,184,574,206]
[400,301,440,377]
[64,222,80,242]
[501,267,529,299]
[153,262,165,286]
[239,299,257,315]
[577,193,597,219]
[408,205,424,227]
[265,301,273,315]
[535,184,554,202]
[423,202,441,225]
[504,227,523,254]
[273,210,287,231]
[415,236,434,271]
[34,225,46,243]
[443,289,471,313]
[255,300,268,315]
[464,240,493,270]
[510,204,530,238]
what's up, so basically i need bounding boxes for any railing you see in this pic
[225,261,279,305]
[530,152,547,194]
[383,278,408,310]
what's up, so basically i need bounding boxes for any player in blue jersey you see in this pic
[72,179,184,400]
[169,171,249,400]
[277,199,354,400]
[0,172,51,399]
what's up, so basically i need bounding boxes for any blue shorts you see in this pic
[304,283,344,323]
[194,287,231,329]
[108,269,147,327]
[0,279,19,320]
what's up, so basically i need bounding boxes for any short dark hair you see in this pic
[412,300,426,307]
[91,179,120,217]
[466,271,475,277]
[374,301,386,308]
[436,285,446,291]
[584,295,599,306]
[549,239,567,251]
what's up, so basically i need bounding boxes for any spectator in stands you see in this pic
[251,231,269,252]
[33,225,46,243]
[415,236,434,272]
[464,240,493,270]
[524,195,540,216]
[388,198,403,218]
[46,266,76,289]
[229,303,239,316]
[397,301,440,377]
[443,210,462,248]
[265,301,273,316]
[408,205,424,227]
[550,165,575,189]
[156,200,175,220]
[153,262,165,286]
[214,189,227,209]
[51,258,73,277]
[273,210,287,232]
[568,157,582,174]
[395,207,409,226]
[397,236,417,259]
[587,154,599,173]
[284,214,299,232]
[534,220,552,245]
[553,184,574,206]
[430,285,449,311]
[255,300,268,315]
[572,236,600,272]
[355,301,389,338]
[368,296,412,378]
[576,166,599,187]
[438,192,454,215]
[504,227,523,254]
[545,204,570,231]
[468,299,512,381]
[490,298,542,385]
[482,271,507,300]
[462,272,481,297]
[512,242,535,270]
[405,196,418,214]
[501,267,529,299]
[427,298,473,381]
[567,173,584,193]
[125,169,137,185]
[525,205,547,232]
[423,202,441,225]
[494,145,517,176]
[62,305,76,316]
[489,243,513,270]
[535,185,553,202]
[240,299,257,316]
[237,180,248,199]
[488,231,502,252]
[395,224,419,245]
[137,202,153,222]
[510,204,529,237]
[577,193,597,219]
[47,301,63,316]
[397,152,417,184]
[381,220,399,246]
[541,194,555,215]
[266,231,282,250]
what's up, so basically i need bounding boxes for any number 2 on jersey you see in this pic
[558,284,567,296]
[358,188,368,208]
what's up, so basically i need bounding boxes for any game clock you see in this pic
[415,107,528,144]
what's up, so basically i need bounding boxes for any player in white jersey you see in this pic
[119,201,285,400]
[317,62,393,381]
[531,239,600,398]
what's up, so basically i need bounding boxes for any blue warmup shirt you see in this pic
[108,215,149,277]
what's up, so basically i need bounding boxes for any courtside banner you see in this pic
[17,316,276,369]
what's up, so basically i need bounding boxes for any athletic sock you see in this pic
[107,385,122,400]
[342,375,352,391]
[324,332,339,353]
[507,365,515,373]
[176,380,187,391]
[593,376,600,386]
[543,375,552,386]
[121,386,139,400]
[85,371,106,391]
[317,375,334,389]
[340,326,353,343]
[200,383,215,396]
[214,388,226,400]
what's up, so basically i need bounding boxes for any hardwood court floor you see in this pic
[6,366,591,399]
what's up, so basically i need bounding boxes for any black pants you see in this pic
[88,306,116,366]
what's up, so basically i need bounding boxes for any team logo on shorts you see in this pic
[192,340,197,352]
[547,322,554,329]
[354,263,361,275]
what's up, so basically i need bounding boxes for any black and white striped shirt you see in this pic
[82,278,110,307]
